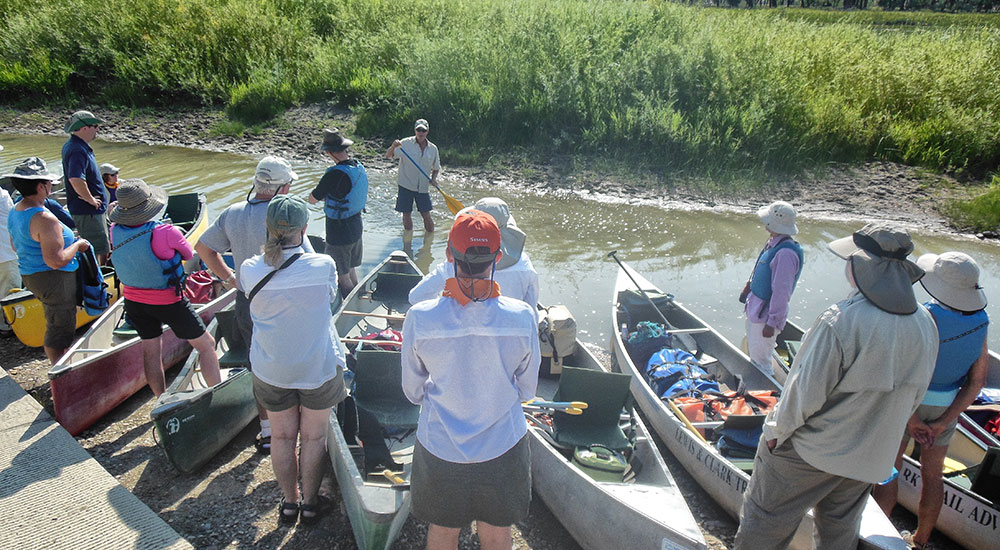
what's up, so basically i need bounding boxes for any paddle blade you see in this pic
[438,187,465,215]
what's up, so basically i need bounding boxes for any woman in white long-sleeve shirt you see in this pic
[401,210,541,550]
[240,195,347,526]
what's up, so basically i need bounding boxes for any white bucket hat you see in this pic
[758,201,798,236]
[916,252,987,312]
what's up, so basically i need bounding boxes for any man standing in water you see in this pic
[739,200,802,376]
[308,128,367,296]
[734,224,938,549]
[386,118,440,232]
[195,156,314,454]
[402,210,540,550]
[62,110,110,264]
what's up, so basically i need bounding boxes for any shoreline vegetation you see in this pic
[1,0,999,231]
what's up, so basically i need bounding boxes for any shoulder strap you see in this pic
[111,226,155,252]
[247,253,302,304]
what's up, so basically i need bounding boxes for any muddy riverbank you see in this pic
[0,104,987,238]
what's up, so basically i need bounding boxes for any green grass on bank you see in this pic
[1,0,999,180]
[942,175,1000,232]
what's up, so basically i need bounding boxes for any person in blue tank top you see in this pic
[873,251,989,549]
[3,157,91,364]
[739,201,803,375]
[308,128,368,296]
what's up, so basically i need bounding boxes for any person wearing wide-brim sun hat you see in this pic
[5,157,90,364]
[739,200,804,376]
[734,223,939,550]
[873,250,989,549]
[108,178,222,397]
[408,197,539,320]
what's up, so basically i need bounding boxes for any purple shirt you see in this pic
[744,235,800,330]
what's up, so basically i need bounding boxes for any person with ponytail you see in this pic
[239,195,347,526]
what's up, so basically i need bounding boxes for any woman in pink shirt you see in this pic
[109,179,220,395]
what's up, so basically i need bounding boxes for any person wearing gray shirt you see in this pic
[194,155,313,454]
[734,224,938,550]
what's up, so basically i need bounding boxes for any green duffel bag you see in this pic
[572,444,628,482]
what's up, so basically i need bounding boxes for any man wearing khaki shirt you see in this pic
[734,224,938,550]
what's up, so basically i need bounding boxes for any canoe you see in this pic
[326,250,423,550]
[610,259,908,550]
[149,304,256,473]
[1,192,208,347]
[527,307,707,550]
[48,286,235,436]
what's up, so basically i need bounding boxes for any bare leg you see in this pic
[426,524,460,550]
[872,436,909,515]
[477,521,513,550]
[188,331,221,386]
[269,406,302,504]
[403,212,414,231]
[913,444,948,546]
[338,268,358,296]
[298,406,331,509]
[420,211,435,232]
[141,337,166,396]
[97,253,108,265]
[43,345,68,365]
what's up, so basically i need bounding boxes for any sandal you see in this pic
[299,494,333,526]
[278,496,299,525]
[255,434,271,455]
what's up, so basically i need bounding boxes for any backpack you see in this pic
[645,347,719,399]
[76,246,111,316]
[539,305,577,375]
[625,321,674,369]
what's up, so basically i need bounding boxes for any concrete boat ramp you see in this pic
[0,367,191,549]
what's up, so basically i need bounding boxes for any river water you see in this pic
[3,133,999,349]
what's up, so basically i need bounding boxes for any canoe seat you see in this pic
[371,272,421,311]
[165,193,200,228]
[971,446,1000,503]
[352,349,420,429]
[214,309,249,368]
[552,366,632,452]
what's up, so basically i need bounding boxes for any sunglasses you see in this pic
[415,128,428,133]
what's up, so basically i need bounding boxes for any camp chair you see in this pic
[214,309,250,368]
[371,271,422,313]
[164,193,201,233]
[352,349,420,429]
[552,366,633,452]
[970,446,1000,503]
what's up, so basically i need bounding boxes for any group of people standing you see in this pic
[2,111,992,550]
[737,202,989,549]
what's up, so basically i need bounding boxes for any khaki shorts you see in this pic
[411,435,531,528]
[911,404,959,447]
[252,374,344,412]
[22,270,78,349]
[325,240,362,274]
[72,213,110,255]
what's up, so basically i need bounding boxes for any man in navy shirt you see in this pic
[61,110,110,264]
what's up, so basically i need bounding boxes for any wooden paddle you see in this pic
[397,146,464,215]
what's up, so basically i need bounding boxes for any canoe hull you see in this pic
[49,289,234,436]
[611,262,907,550]
[327,251,419,550]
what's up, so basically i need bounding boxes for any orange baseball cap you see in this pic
[448,209,501,264]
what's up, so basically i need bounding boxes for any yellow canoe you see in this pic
[2,193,208,348]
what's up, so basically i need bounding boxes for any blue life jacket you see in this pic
[9,207,79,275]
[323,162,368,220]
[749,238,803,301]
[925,302,988,393]
[111,222,184,292]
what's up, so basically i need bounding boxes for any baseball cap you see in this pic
[414,119,429,131]
[448,210,501,264]
[99,163,120,176]
[65,110,105,133]
[266,194,309,231]
[254,156,298,186]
